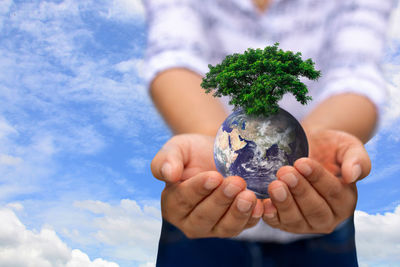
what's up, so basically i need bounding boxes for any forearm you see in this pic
[150,68,228,136]
[301,93,378,144]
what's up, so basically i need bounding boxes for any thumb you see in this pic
[338,140,371,184]
[151,135,190,183]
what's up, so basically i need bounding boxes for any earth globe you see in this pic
[201,44,320,198]
[214,108,308,198]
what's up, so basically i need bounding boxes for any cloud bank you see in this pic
[2,203,399,267]
[1,198,162,267]
[355,205,400,267]
[73,199,161,263]
[0,208,119,267]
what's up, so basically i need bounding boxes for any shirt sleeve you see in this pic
[312,0,395,120]
[142,0,210,88]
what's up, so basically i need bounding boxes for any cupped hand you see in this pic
[151,134,264,238]
[262,129,370,234]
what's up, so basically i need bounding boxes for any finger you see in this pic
[151,135,189,183]
[294,158,357,219]
[245,199,264,229]
[246,199,264,228]
[262,198,280,227]
[337,141,371,183]
[267,180,308,233]
[162,171,223,224]
[277,166,334,231]
[212,190,257,237]
[183,176,246,236]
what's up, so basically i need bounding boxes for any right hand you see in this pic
[151,134,263,238]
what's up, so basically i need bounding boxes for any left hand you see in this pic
[262,129,371,234]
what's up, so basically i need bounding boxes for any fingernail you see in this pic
[237,198,252,213]
[351,164,362,183]
[280,173,298,188]
[223,183,241,198]
[271,186,287,202]
[297,163,312,177]
[204,177,220,190]
[252,202,263,218]
[263,200,277,217]
[161,163,172,179]
[264,213,276,219]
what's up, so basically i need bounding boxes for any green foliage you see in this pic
[201,43,321,116]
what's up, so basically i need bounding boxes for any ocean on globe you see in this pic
[214,108,308,198]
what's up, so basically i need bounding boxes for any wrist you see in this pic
[300,93,377,143]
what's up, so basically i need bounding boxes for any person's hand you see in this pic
[151,134,264,238]
[262,129,370,234]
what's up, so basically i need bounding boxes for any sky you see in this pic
[0,1,399,267]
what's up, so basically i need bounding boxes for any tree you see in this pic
[201,43,321,116]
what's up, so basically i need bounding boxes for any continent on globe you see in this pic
[214,108,308,198]
[202,43,321,198]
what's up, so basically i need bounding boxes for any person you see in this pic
[143,0,395,266]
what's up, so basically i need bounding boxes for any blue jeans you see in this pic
[156,217,358,267]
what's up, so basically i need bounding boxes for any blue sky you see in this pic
[0,1,399,267]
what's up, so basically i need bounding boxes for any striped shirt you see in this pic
[143,0,395,242]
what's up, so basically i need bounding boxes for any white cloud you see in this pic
[58,126,106,155]
[363,160,400,184]
[0,0,12,13]
[0,208,119,267]
[0,0,163,201]
[74,199,161,263]
[6,202,24,212]
[0,154,22,166]
[388,2,400,41]
[381,200,400,213]
[138,262,155,267]
[9,1,84,64]
[0,0,158,142]
[0,117,17,139]
[0,0,12,31]
[104,0,145,21]
[7,199,398,267]
[67,250,119,267]
[127,157,150,173]
[355,205,400,267]
[379,6,400,137]
[0,1,162,266]
[382,63,400,126]
[115,58,145,79]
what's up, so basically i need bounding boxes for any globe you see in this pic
[214,108,308,198]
